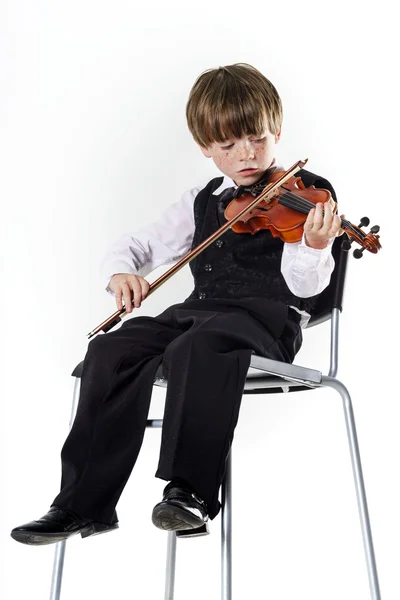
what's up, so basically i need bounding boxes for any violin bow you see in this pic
[87,159,308,338]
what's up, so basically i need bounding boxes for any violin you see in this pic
[87,159,381,338]
[224,168,381,256]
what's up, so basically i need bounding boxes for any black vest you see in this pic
[185,168,337,316]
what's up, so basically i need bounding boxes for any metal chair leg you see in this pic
[221,450,232,600]
[146,419,177,599]
[322,376,381,600]
[49,541,67,600]
[49,377,81,600]
[164,531,177,600]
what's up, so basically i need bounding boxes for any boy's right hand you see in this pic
[108,273,150,313]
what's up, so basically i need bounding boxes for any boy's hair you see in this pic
[186,63,283,148]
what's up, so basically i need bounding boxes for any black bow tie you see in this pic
[233,169,274,199]
[217,166,279,210]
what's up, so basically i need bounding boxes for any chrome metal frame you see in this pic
[151,308,381,600]
[50,377,81,600]
[50,307,381,600]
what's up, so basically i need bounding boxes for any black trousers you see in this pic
[52,297,302,523]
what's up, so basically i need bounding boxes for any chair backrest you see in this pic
[307,237,349,328]
[244,237,349,393]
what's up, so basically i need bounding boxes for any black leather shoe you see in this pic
[10,507,119,546]
[152,481,209,532]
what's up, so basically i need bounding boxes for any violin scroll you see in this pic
[341,216,381,258]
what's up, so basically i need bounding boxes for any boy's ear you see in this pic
[275,127,282,143]
[198,144,212,158]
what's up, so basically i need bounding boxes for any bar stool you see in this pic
[49,239,381,600]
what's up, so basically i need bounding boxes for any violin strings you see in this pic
[253,183,364,240]
[280,189,364,239]
[270,188,366,240]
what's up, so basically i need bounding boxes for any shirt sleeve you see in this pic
[100,186,201,295]
[281,232,335,298]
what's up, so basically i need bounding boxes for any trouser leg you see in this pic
[52,315,180,524]
[155,308,299,520]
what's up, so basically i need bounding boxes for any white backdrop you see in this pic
[1,1,399,599]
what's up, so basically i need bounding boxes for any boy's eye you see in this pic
[220,137,266,150]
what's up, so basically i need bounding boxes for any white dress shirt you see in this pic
[100,170,335,328]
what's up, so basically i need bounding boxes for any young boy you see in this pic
[11,63,342,545]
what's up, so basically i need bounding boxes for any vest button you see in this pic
[198,292,207,299]
[204,264,213,272]
[215,239,224,248]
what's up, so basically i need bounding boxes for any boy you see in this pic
[11,63,342,545]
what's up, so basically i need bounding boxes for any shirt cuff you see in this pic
[285,232,334,261]
[281,232,335,298]
[102,262,140,296]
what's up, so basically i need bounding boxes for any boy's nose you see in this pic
[238,141,255,160]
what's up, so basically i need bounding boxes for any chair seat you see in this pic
[73,355,321,394]
[154,355,322,394]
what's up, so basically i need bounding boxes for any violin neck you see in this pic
[278,195,348,231]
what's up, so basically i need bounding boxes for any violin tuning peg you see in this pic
[353,248,365,259]
[341,238,352,251]
[358,216,370,228]
[370,225,380,234]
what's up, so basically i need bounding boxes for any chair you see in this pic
[49,238,381,600]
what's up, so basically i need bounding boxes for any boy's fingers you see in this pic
[140,278,150,300]
[121,282,133,312]
[322,202,334,231]
[334,214,345,236]
[305,203,343,240]
[112,275,150,312]
[327,214,341,237]
[130,277,144,308]
[304,207,315,231]
[313,203,324,228]
[115,290,123,311]
[337,214,345,235]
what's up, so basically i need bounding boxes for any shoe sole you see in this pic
[176,523,210,538]
[152,503,206,531]
[10,522,119,546]
[81,522,119,539]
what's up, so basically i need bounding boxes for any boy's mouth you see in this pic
[238,168,258,176]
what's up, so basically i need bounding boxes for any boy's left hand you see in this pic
[303,200,345,250]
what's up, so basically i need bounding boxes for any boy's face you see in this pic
[199,124,281,186]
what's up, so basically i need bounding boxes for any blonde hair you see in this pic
[186,63,283,148]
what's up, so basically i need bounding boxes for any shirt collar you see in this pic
[212,158,283,196]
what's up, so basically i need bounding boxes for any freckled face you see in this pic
[199,126,281,186]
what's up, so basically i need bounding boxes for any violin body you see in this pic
[224,171,336,243]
